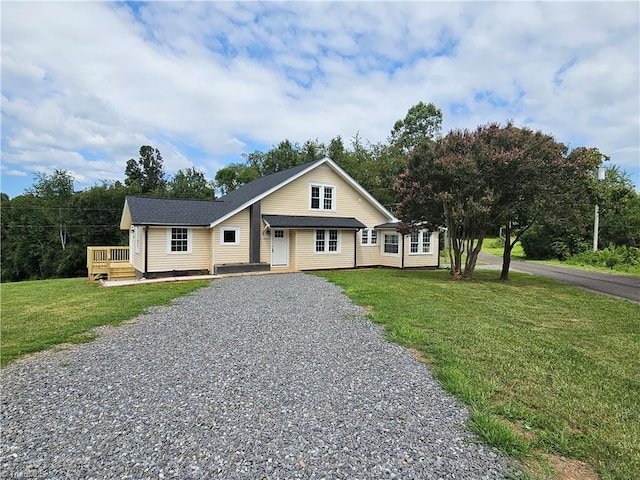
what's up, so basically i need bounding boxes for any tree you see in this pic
[28,169,75,251]
[389,101,443,155]
[395,130,489,279]
[261,140,303,175]
[473,123,588,280]
[167,167,215,199]
[395,122,597,280]
[125,146,166,194]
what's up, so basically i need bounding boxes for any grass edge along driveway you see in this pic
[316,269,639,480]
[0,277,211,367]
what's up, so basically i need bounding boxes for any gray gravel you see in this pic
[1,273,512,479]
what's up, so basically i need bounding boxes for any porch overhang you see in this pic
[262,215,366,229]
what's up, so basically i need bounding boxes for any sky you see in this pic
[1,1,639,199]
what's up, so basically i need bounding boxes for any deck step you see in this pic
[109,265,136,281]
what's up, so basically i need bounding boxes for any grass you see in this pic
[316,268,640,480]
[0,277,210,367]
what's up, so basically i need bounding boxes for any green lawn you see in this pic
[0,278,210,367]
[317,268,640,480]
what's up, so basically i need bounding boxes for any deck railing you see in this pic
[87,246,131,282]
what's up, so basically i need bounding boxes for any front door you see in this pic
[271,229,288,266]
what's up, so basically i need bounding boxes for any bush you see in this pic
[566,244,640,271]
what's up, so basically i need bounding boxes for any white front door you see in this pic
[271,229,288,266]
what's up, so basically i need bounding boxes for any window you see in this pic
[315,229,340,253]
[221,226,240,245]
[169,227,190,253]
[361,228,377,246]
[310,184,335,211]
[383,233,399,254]
[410,230,432,254]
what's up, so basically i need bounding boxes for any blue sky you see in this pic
[2,1,639,198]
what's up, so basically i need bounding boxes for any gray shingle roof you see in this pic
[125,196,224,226]
[375,221,400,229]
[263,215,366,229]
[125,161,319,226]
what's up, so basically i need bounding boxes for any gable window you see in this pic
[410,230,432,254]
[315,229,340,253]
[383,233,399,254]
[310,184,335,211]
[221,226,240,245]
[168,227,191,253]
[361,228,377,246]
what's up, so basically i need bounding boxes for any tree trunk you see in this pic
[500,223,512,280]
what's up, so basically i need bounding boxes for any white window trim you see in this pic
[166,227,192,254]
[309,183,336,212]
[409,229,434,255]
[382,233,400,256]
[220,226,240,245]
[314,229,341,254]
[361,228,378,246]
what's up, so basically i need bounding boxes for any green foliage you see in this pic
[318,268,640,480]
[125,145,166,194]
[567,244,640,271]
[389,101,443,154]
[1,277,210,366]
[167,167,215,199]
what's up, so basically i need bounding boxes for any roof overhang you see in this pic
[263,214,366,230]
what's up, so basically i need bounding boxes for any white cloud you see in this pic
[1,1,638,197]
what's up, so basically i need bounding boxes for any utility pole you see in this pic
[593,167,606,252]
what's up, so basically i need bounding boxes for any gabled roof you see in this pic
[263,215,366,229]
[208,157,396,227]
[121,157,396,229]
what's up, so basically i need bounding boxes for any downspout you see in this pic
[354,230,358,268]
[144,226,149,278]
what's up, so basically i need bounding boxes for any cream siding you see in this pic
[291,229,355,270]
[404,231,439,268]
[145,227,211,273]
[259,164,392,270]
[260,164,390,227]
[130,227,145,272]
[213,208,250,265]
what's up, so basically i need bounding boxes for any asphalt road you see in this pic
[478,252,640,303]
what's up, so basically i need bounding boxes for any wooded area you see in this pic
[2,101,638,282]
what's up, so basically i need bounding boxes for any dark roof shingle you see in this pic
[263,215,366,229]
[126,196,223,226]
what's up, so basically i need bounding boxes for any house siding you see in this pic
[291,229,355,270]
[404,231,439,268]
[146,227,211,273]
[260,164,390,227]
[213,208,250,265]
[260,164,392,269]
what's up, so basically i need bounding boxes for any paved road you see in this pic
[478,252,640,303]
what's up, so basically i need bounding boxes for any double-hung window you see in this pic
[409,230,432,254]
[361,228,377,246]
[169,227,190,253]
[383,233,399,254]
[315,229,339,253]
[310,184,335,211]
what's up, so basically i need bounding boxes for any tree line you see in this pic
[1,101,637,282]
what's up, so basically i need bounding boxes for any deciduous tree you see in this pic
[125,146,166,194]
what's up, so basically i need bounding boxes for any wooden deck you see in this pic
[87,246,136,282]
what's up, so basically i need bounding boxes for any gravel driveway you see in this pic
[1,273,510,479]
